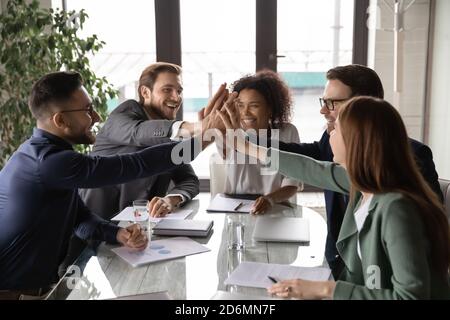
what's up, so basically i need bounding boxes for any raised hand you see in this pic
[202,83,228,118]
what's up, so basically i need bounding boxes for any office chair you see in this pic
[209,152,227,197]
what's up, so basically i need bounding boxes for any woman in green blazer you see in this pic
[219,96,450,299]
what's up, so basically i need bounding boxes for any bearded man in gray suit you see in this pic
[80,62,228,218]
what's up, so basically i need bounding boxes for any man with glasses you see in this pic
[261,64,442,278]
[0,71,209,298]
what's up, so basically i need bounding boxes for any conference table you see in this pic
[47,193,327,300]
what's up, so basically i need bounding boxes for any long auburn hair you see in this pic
[339,96,449,278]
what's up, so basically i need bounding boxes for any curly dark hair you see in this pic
[231,70,292,129]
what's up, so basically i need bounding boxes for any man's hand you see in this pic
[116,224,148,250]
[147,196,181,217]
[180,84,229,137]
[202,83,228,118]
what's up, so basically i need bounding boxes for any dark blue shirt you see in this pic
[0,128,191,290]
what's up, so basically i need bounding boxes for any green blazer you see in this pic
[270,148,450,299]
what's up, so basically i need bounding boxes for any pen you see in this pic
[267,276,278,283]
[234,202,243,211]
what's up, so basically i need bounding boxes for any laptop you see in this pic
[252,217,310,243]
[152,219,214,237]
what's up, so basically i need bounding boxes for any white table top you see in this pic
[48,193,327,300]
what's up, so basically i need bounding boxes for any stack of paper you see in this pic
[224,261,331,288]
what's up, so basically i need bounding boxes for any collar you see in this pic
[32,128,73,150]
[337,193,380,243]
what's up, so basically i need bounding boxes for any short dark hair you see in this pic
[326,64,384,99]
[138,62,182,104]
[231,70,292,129]
[29,71,83,119]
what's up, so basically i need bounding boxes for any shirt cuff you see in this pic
[103,223,121,245]
[165,193,186,207]
[170,121,185,141]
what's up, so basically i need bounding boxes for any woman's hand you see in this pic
[251,196,273,215]
[218,101,268,162]
[267,279,335,300]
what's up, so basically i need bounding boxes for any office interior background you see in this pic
[1,0,449,185]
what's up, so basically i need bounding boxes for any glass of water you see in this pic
[227,215,245,251]
[132,200,151,239]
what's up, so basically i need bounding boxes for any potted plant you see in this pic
[0,0,117,168]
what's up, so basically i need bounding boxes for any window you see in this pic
[180,0,256,178]
[62,0,156,110]
[278,0,354,143]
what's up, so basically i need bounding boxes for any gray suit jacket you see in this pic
[79,99,199,219]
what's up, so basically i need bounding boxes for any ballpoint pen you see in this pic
[233,202,243,211]
[267,276,278,283]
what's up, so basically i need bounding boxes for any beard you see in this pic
[146,98,180,120]
[68,127,96,145]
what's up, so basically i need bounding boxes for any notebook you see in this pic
[252,217,310,242]
[207,193,255,213]
[152,219,213,237]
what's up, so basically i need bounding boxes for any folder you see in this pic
[152,219,213,237]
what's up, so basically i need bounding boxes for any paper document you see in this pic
[211,290,281,300]
[108,291,171,300]
[111,237,210,267]
[111,206,193,223]
[224,261,331,289]
[207,193,255,213]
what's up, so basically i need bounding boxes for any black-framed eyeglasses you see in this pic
[60,104,95,115]
[319,98,349,111]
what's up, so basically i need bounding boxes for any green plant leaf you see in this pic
[0,0,117,168]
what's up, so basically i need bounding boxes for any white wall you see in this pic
[427,0,450,179]
[368,0,430,141]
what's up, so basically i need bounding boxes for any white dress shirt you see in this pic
[218,123,302,196]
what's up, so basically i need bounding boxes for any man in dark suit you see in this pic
[272,65,443,278]
[0,71,204,297]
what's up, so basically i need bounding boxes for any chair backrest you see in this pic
[209,152,227,197]
[438,178,450,222]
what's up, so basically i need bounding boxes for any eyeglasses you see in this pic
[60,104,95,116]
[319,98,349,111]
